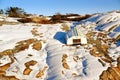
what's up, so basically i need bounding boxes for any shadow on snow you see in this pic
[53,31,66,44]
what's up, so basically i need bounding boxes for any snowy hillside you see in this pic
[0,11,120,80]
[81,11,120,40]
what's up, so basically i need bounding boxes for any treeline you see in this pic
[50,13,91,23]
[0,7,31,17]
[0,7,92,24]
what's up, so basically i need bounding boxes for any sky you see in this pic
[0,0,120,16]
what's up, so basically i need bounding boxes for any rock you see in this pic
[100,57,120,80]
[23,67,32,75]
[32,40,42,51]
[24,60,37,67]
[0,75,19,80]
[62,63,70,69]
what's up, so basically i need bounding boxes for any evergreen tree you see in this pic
[0,9,4,14]
[5,7,25,17]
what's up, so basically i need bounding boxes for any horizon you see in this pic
[0,0,120,16]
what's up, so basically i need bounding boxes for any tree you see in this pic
[51,12,62,23]
[0,9,4,14]
[5,7,26,17]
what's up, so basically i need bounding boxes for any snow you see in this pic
[0,55,11,66]
[108,45,120,60]
[0,10,120,80]
[116,40,120,46]
[109,32,120,39]
[5,17,19,22]
[100,19,120,31]
[0,24,34,51]
[0,16,19,22]
[67,16,80,19]
[45,39,106,80]
[82,10,120,40]
[6,47,48,80]
[113,25,120,32]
